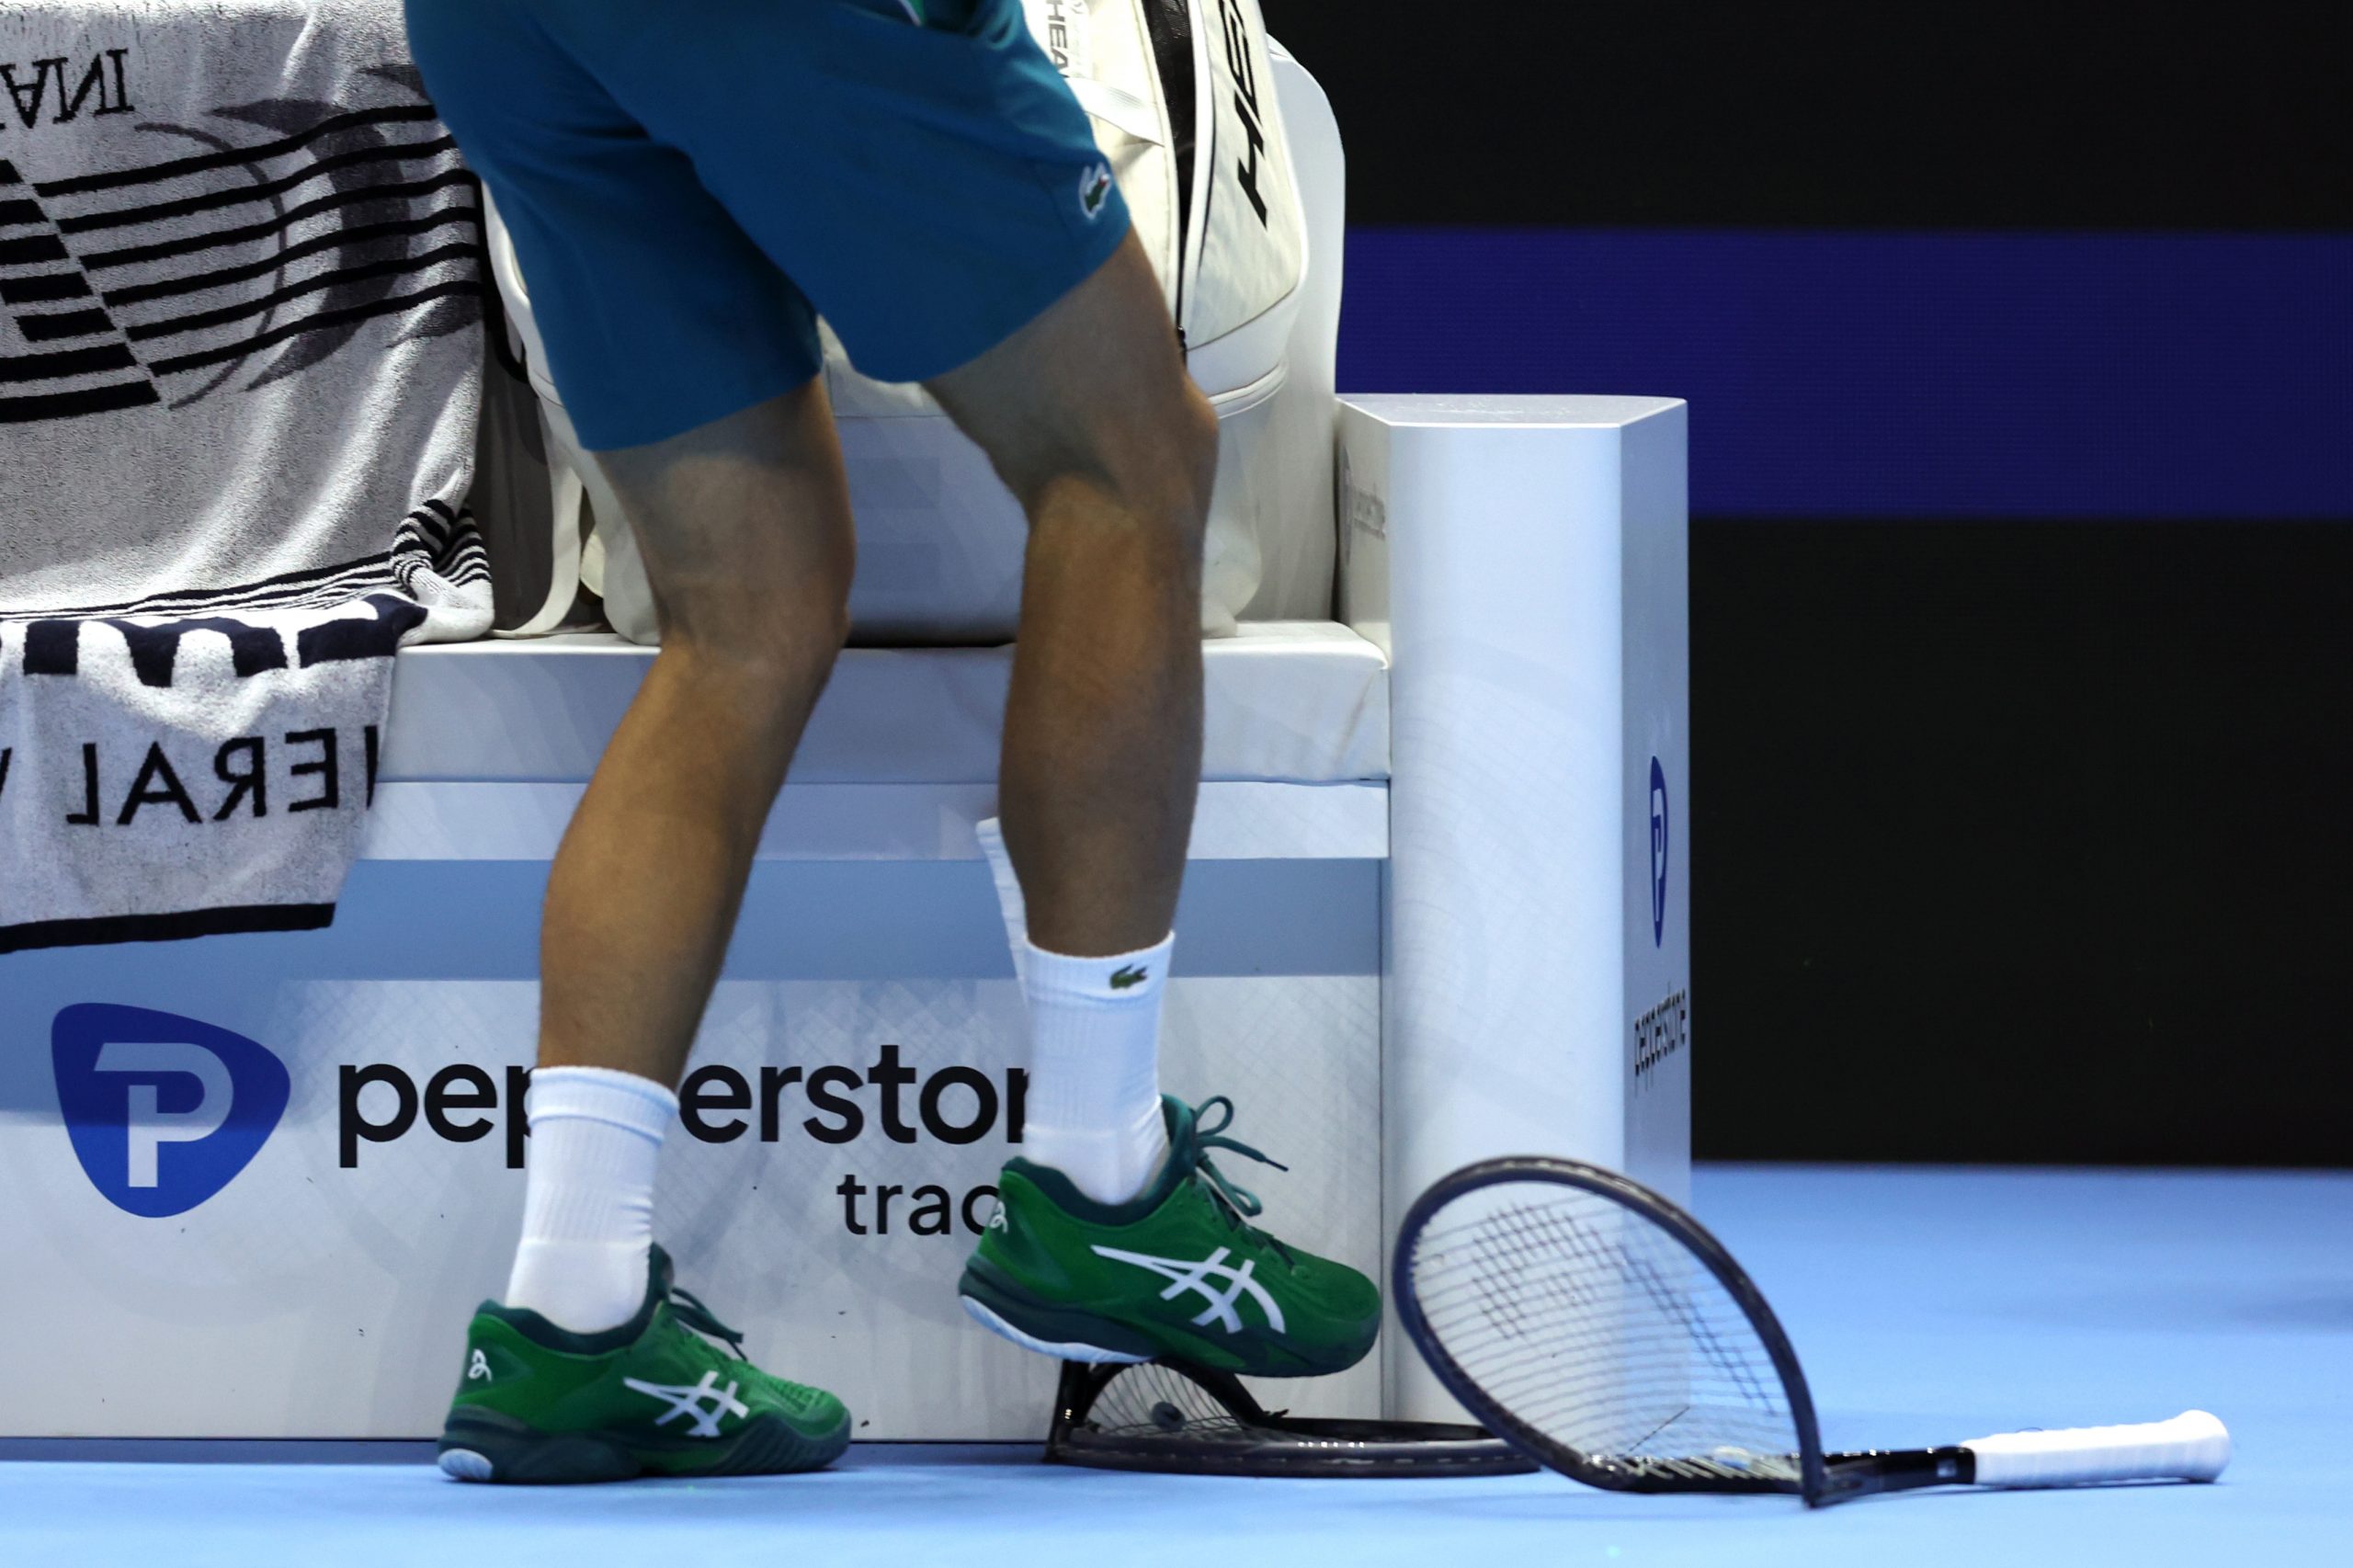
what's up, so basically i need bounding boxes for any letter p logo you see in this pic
[53,1005,290,1217]
[1648,756,1670,949]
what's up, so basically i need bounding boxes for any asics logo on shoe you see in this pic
[1090,1244,1288,1335]
[623,1370,751,1439]
[1108,965,1149,991]
[467,1350,493,1382]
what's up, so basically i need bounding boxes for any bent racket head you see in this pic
[1045,1358,1538,1479]
[1392,1156,1830,1501]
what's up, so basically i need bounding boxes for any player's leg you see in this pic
[435,390,857,1484]
[924,243,1378,1378]
[518,385,853,1310]
[672,0,1379,1379]
[924,234,1210,1209]
[620,0,1213,1207]
[930,236,1211,961]
[405,0,851,1481]
[536,389,855,1092]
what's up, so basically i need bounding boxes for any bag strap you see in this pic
[1067,75,1166,146]
[491,438,586,639]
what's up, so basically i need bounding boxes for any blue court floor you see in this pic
[6,1165,2347,1567]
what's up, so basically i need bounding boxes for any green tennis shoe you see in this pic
[959,1095,1381,1378]
[438,1245,850,1483]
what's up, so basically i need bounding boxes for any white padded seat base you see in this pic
[382,621,1390,787]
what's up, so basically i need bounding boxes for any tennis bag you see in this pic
[494,0,1312,642]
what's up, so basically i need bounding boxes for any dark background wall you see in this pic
[1260,1,2353,1165]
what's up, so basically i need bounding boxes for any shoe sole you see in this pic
[956,1262,1167,1365]
[959,1259,1378,1379]
[960,1295,1150,1365]
[438,1406,850,1484]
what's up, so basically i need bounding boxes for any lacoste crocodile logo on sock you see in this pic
[1109,965,1149,991]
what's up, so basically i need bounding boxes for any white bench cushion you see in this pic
[382,621,1389,787]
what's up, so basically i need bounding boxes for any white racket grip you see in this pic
[1964,1410,2231,1488]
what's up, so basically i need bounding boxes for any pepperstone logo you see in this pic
[335,1045,1028,1239]
[1649,756,1670,947]
[52,1004,290,1217]
[1631,988,1688,1085]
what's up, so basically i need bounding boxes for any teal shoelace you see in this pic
[1181,1096,1295,1264]
[666,1287,747,1359]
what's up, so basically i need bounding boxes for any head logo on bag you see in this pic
[52,1004,290,1218]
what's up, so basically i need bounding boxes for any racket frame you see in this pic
[1393,1157,2226,1506]
[1044,1358,1540,1478]
[1392,1154,1836,1503]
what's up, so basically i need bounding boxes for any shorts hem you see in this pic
[567,358,824,454]
[844,208,1135,388]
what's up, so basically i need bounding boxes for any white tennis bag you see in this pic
[1017,0,1307,417]
[494,0,1318,643]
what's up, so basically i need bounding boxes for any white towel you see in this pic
[0,0,491,950]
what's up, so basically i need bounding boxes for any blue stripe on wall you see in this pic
[1337,230,2353,518]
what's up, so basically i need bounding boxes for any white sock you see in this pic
[505,1065,675,1335]
[1020,933,1175,1206]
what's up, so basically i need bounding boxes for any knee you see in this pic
[1153,381,1222,528]
[657,553,851,691]
[1009,379,1221,557]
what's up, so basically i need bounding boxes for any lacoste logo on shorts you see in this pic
[1080,163,1113,219]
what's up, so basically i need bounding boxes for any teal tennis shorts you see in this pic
[405,0,1131,450]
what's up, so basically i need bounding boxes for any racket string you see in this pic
[1409,1183,1802,1479]
[1428,1201,1782,1407]
[1081,1363,1256,1440]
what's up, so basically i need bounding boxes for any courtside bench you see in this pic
[0,32,1688,1441]
[0,392,1688,1438]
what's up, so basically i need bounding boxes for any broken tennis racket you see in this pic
[1044,1358,1535,1478]
[1392,1156,2230,1506]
